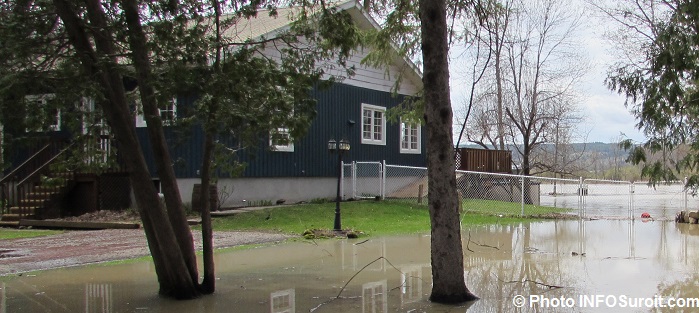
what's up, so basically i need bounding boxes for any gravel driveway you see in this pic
[0,229,291,276]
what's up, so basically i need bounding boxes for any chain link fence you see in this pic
[344,161,698,220]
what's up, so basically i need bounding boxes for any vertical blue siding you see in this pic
[138,83,426,178]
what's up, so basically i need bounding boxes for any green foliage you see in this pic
[361,1,486,124]
[607,1,699,188]
[0,0,363,178]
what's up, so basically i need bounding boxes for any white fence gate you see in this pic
[342,161,384,200]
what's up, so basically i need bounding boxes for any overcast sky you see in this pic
[448,0,647,145]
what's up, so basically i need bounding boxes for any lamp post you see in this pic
[328,138,350,232]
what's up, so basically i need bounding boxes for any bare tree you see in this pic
[461,0,587,176]
[455,0,512,150]
[529,96,587,177]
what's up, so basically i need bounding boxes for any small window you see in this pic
[131,96,177,127]
[159,98,177,125]
[25,94,60,131]
[270,127,294,152]
[361,103,386,145]
[400,120,421,154]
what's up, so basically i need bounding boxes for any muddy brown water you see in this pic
[2,220,699,312]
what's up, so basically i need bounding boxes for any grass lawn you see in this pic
[0,229,63,240]
[212,199,570,236]
[461,198,568,216]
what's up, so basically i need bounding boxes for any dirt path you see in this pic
[0,229,291,276]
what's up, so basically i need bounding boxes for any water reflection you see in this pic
[86,284,112,313]
[399,265,423,305]
[361,280,386,313]
[2,220,699,312]
[270,289,295,313]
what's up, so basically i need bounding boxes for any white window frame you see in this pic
[25,94,60,131]
[400,119,421,154]
[361,103,386,145]
[159,98,177,125]
[132,96,177,127]
[269,127,294,152]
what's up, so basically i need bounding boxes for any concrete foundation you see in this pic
[176,177,338,208]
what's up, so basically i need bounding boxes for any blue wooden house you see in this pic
[137,1,426,207]
[0,1,425,224]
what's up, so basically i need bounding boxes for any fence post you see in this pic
[340,161,345,201]
[685,177,689,212]
[520,175,525,216]
[629,182,635,220]
[381,160,386,200]
[418,184,424,204]
[579,177,584,218]
[352,161,357,199]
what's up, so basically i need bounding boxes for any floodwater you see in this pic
[539,183,699,220]
[2,220,699,312]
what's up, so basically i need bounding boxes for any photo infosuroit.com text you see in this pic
[513,294,699,309]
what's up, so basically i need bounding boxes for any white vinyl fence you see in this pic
[342,161,698,220]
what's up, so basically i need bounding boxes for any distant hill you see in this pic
[457,142,623,155]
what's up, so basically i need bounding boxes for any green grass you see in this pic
[0,229,63,240]
[211,199,569,236]
[461,198,570,216]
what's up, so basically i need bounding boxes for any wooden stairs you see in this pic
[0,175,73,228]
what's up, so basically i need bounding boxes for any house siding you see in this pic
[136,82,426,179]
[233,82,427,177]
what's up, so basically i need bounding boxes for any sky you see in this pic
[448,0,647,145]
[575,14,647,144]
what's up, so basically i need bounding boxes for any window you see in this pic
[270,127,294,152]
[159,98,177,125]
[25,94,60,131]
[400,120,421,154]
[361,103,386,145]
[130,95,177,127]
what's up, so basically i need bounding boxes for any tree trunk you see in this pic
[54,0,200,299]
[419,0,478,304]
[121,0,200,288]
[199,131,216,294]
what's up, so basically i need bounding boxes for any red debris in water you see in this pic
[641,212,651,218]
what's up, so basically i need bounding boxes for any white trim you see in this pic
[159,98,177,125]
[361,103,386,146]
[399,119,421,154]
[132,96,177,127]
[81,97,96,135]
[270,127,294,152]
[128,91,147,128]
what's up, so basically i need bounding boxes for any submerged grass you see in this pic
[212,199,570,236]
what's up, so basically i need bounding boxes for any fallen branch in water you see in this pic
[495,274,564,289]
[301,238,333,257]
[466,231,501,252]
[336,256,403,298]
[310,256,406,312]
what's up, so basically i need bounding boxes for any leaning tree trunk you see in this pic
[419,0,478,304]
[122,0,200,287]
[54,0,200,299]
